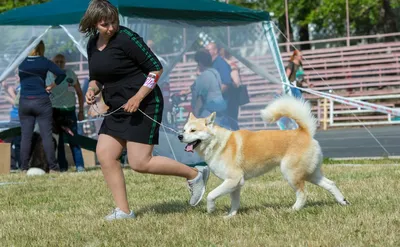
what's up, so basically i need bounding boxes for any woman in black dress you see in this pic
[80,0,209,220]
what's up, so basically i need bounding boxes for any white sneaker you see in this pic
[187,166,210,206]
[104,208,136,221]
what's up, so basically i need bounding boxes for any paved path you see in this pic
[1,121,399,159]
[315,126,400,158]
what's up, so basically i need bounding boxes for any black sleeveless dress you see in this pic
[87,26,164,145]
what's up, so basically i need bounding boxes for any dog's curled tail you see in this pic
[260,95,317,137]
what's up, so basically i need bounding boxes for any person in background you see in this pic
[46,54,85,172]
[80,77,90,100]
[78,77,90,135]
[1,69,21,122]
[285,50,313,98]
[219,47,242,128]
[1,70,21,171]
[18,40,66,173]
[219,48,241,88]
[206,42,238,130]
[188,49,228,127]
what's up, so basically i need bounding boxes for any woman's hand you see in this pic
[46,82,56,93]
[123,95,142,113]
[85,88,96,105]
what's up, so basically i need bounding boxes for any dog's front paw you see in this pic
[207,201,216,214]
[223,211,237,220]
[223,215,234,220]
[340,198,350,206]
[291,204,303,211]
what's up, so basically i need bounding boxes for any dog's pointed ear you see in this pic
[188,112,196,120]
[206,112,216,126]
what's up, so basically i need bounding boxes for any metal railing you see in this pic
[318,94,400,128]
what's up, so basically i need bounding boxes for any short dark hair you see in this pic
[79,0,119,37]
[194,49,213,68]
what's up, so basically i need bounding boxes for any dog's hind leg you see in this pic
[281,160,307,210]
[207,176,244,216]
[290,180,307,211]
[308,170,349,206]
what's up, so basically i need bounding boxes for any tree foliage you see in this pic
[0,0,49,13]
[229,0,400,48]
[2,0,399,53]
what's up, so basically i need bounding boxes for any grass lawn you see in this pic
[0,160,399,246]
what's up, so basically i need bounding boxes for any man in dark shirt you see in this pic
[206,42,239,130]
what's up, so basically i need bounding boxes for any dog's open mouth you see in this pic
[184,140,201,153]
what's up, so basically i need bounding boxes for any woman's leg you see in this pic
[57,126,69,171]
[96,134,128,213]
[127,141,209,206]
[127,141,197,178]
[66,110,85,170]
[19,99,36,171]
[36,100,59,171]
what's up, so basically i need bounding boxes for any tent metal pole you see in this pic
[59,25,88,59]
[346,0,350,46]
[0,26,52,83]
[263,21,291,96]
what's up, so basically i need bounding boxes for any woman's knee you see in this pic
[96,148,118,166]
[96,135,124,166]
[96,146,122,167]
[129,158,151,173]
[126,142,153,173]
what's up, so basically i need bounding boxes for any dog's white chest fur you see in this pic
[208,159,229,180]
[198,133,232,180]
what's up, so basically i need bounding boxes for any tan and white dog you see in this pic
[179,96,349,218]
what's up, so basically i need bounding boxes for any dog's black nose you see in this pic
[178,134,183,141]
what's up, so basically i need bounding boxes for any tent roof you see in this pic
[0,0,270,26]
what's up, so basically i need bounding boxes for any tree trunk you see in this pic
[299,25,311,51]
[381,0,398,41]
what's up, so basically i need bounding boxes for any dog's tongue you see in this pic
[184,144,194,153]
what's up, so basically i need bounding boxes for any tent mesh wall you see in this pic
[0,19,288,164]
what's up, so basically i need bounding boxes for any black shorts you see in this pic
[99,82,164,145]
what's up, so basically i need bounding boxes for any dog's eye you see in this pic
[190,129,196,133]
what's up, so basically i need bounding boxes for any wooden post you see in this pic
[323,98,328,130]
[346,0,350,46]
[285,0,291,52]
[64,144,97,169]
[317,99,321,126]
[82,149,97,168]
[0,143,11,174]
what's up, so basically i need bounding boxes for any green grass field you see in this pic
[0,159,399,246]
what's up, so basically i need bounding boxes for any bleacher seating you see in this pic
[1,40,399,129]
[165,41,400,129]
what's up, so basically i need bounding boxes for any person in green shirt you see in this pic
[46,54,85,172]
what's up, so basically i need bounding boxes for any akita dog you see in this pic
[179,96,349,218]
